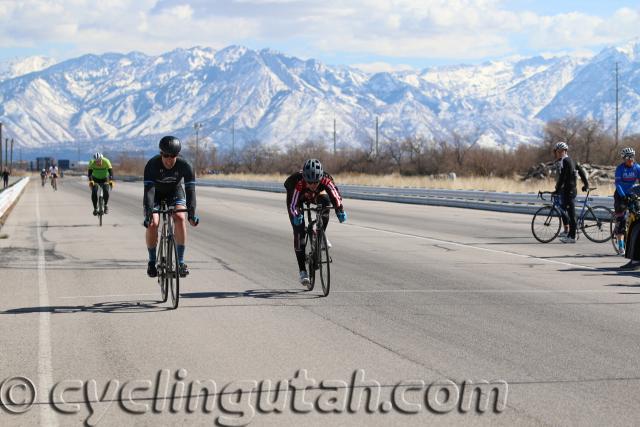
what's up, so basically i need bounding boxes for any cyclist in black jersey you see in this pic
[553,141,589,243]
[143,136,199,278]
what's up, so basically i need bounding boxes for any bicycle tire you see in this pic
[582,205,614,243]
[531,205,562,243]
[157,235,168,303]
[318,232,331,297]
[167,235,180,309]
[98,195,103,227]
[306,232,316,291]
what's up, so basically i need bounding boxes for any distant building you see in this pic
[36,157,55,171]
[58,159,70,170]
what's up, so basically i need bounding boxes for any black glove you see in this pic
[582,185,589,192]
[143,208,152,228]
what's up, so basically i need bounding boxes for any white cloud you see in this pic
[0,0,638,62]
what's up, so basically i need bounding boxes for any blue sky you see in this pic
[0,1,638,72]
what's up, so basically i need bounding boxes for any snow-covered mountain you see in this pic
[0,42,638,152]
[0,56,57,81]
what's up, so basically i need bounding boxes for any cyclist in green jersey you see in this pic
[88,152,114,215]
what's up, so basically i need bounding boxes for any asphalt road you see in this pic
[1,176,639,426]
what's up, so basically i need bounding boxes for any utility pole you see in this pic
[333,118,336,156]
[232,118,235,158]
[194,122,203,175]
[10,138,14,172]
[375,116,379,158]
[4,138,8,171]
[615,62,620,146]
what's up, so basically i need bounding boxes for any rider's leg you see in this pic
[91,184,98,209]
[565,193,577,239]
[102,182,110,206]
[145,213,160,262]
[173,210,187,263]
[614,192,627,241]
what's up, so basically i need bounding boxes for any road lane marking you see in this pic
[350,223,598,270]
[36,187,58,426]
[333,289,617,293]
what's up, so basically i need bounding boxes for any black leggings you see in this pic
[288,193,331,272]
[560,193,576,239]
[91,180,110,208]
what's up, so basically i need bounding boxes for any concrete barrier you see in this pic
[0,177,30,223]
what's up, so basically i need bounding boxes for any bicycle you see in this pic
[612,192,640,255]
[303,202,333,297]
[155,202,188,309]
[531,188,614,243]
[50,175,57,191]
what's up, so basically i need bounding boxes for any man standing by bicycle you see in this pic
[553,142,589,244]
[143,136,199,278]
[284,159,347,286]
[88,152,114,215]
[614,147,640,256]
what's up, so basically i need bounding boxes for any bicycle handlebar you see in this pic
[303,204,335,212]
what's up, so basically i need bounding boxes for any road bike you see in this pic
[531,188,613,243]
[155,202,188,309]
[303,202,333,296]
[612,192,640,255]
[50,174,57,191]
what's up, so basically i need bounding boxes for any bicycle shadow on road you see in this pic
[1,300,170,315]
[181,288,322,301]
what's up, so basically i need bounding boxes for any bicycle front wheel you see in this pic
[318,233,331,297]
[167,235,180,309]
[582,206,614,243]
[306,233,316,291]
[157,236,168,303]
[531,205,562,243]
[98,195,103,226]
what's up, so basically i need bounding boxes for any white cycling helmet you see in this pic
[621,147,635,159]
[554,141,569,151]
[93,152,103,160]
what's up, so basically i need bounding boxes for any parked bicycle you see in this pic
[303,202,333,297]
[155,202,188,309]
[531,188,613,243]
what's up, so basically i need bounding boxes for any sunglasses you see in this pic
[161,153,177,159]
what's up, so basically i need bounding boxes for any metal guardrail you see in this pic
[116,176,615,215]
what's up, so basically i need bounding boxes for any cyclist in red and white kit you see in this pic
[284,159,347,286]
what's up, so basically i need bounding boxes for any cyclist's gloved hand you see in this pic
[293,214,304,226]
[582,185,589,192]
[337,210,347,223]
[188,214,200,226]
[143,216,152,228]
[109,180,114,189]
[89,180,94,188]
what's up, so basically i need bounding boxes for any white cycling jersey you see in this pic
[49,166,58,176]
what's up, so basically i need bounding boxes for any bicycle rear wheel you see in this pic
[157,235,168,303]
[306,233,316,291]
[531,205,562,243]
[167,235,180,309]
[581,206,614,243]
[318,232,331,297]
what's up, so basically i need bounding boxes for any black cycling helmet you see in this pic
[159,135,181,156]
[302,159,323,183]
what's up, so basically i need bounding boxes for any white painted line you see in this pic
[58,293,157,300]
[333,289,617,294]
[350,224,598,270]
[36,188,58,426]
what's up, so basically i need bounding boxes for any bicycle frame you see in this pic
[303,202,333,296]
[540,189,594,230]
[155,202,188,309]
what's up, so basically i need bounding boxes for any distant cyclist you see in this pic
[143,136,199,278]
[40,168,47,186]
[284,159,347,286]
[88,152,114,215]
[48,164,59,190]
[614,147,640,256]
